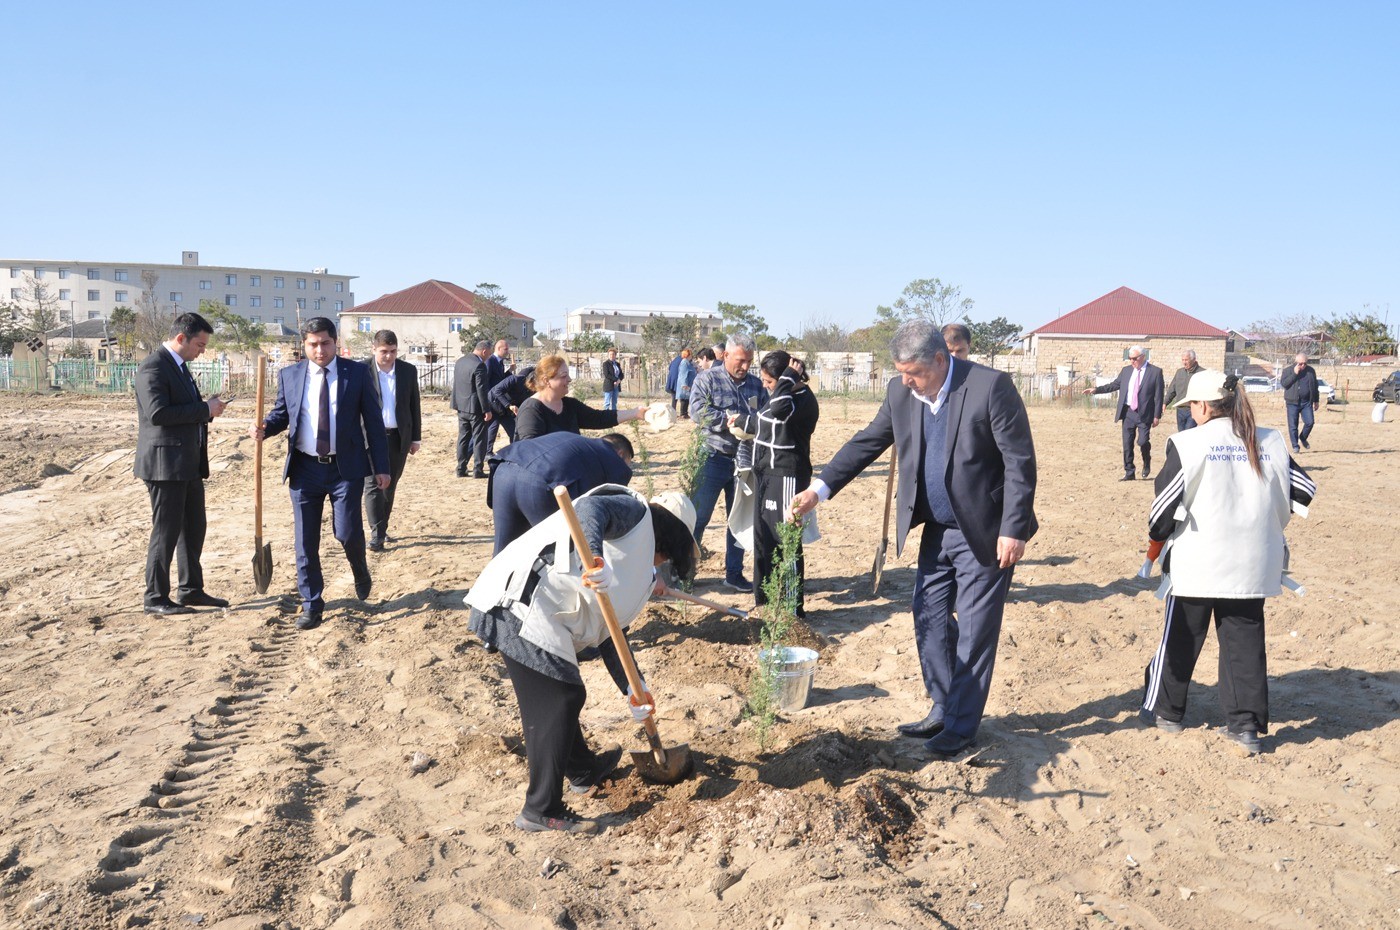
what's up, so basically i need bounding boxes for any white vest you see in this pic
[1163,419,1293,598]
[465,485,654,665]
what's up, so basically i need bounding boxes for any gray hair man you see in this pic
[1162,349,1204,432]
[790,320,1038,757]
[687,332,768,591]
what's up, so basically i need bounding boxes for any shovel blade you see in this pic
[629,743,693,784]
[871,540,888,595]
[252,537,273,595]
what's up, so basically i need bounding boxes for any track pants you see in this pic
[1141,594,1269,734]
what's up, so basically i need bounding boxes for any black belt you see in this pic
[386,427,400,434]
[298,450,337,464]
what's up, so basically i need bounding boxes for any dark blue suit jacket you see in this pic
[488,432,632,504]
[263,357,390,482]
[1093,362,1165,422]
[818,360,1038,567]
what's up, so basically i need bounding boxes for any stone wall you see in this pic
[1030,335,1227,383]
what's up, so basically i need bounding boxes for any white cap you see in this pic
[1172,370,1228,408]
[649,491,697,535]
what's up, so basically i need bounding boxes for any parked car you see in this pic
[1315,378,1337,404]
[1242,376,1278,394]
[1373,370,1400,404]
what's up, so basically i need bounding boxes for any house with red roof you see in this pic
[1025,286,1229,379]
[339,280,535,362]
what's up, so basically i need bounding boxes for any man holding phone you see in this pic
[134,311,230,615]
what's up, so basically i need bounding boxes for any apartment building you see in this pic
[567,302,721,350]
[3,251,355,327]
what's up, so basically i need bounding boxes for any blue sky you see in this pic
[6,2,1397,339]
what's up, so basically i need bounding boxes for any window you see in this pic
[115,290,128,302]
[250,316,262,324]
[250,275,260,287]
[8,268,18,278]
[88,311,102,320]
[87,289,100,301]
[58,288,71,300]
[358,317,372,333]
[34,267,45,278]
[449,317,464,333]
[296,278,306,290]
[333,300,343,312]
[224,274,236,285]
[225,295,238,307]
[87,268,101,280]
[9,288,20,300]
[199,280,212,290]
[335,281,344,292]
[313,279,321,291]
[58,268,70,279]
[273,297,284,308]
[295,297,306,310]
[521,322,529,339]
[169,291,183,302]
[273,276,284,288]
[272,316,284,325]
[250,295,261,308]
[114,269,129,282]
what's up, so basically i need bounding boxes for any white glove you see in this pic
[626,683,653,721]
[582,557,615,591]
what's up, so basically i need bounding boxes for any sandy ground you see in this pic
[0,387,1396,930]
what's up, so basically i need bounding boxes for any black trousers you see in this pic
[752,470,805,617]
[1120,410,1153,475]
[456,413,489,473]
[502,654,599,819]
[144,478,207,605]
[364,431,411,538]
[1141,594,1269,734]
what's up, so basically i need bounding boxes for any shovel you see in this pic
[871,443,897,595]
[660,586,748,619]
[251,355,274,594]
[552,486,693,784]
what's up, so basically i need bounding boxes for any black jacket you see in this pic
[734,367,819,480]
[134,347,211,482]
[451,353,489,416]
[1280,364,1319,405]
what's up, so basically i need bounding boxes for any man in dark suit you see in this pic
[487,365,534,444]
[1084,345,1165,480]
[601,347,624,410]
[790,321,1038,757]
[487,431,634,553]
[134,312,230,615]
[451,340,493,478]
[250,318,390,630]
[362,330,422,552]
[484,338,512,454]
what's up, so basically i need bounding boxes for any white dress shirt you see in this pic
[296,361,339,456]
[377,366,398,429]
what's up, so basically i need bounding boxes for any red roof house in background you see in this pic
[339,280,536,361]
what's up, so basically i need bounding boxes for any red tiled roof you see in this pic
[1028,287,1227,338]
[352,280,533,321]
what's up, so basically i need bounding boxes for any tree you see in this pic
[109,306,138,358]
[967,316,1023,362]
[571,330,615,353]
[1245,313,1325,366]
[461,282,515,349]
[1327,311,1396,360]
[717,301,769,343]
[201,299,266,355]
[793,317,851,353]
[11,274,65,376]
[891,278,974,327]
[0,307,22,355]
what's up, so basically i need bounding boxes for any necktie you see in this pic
[1129,368,1141,411]
[316,366,331,456]
[183,363,199,396]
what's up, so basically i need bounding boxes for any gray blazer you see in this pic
[818,361,1038,566]
[134,348,210,482]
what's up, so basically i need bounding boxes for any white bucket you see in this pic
[1373,402,1389,423]
[758,646,819,711]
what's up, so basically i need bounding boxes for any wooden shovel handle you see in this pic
[661,587,748,619]
[254,356,266,537]
[552,487,665,761]
[879,442,897,541]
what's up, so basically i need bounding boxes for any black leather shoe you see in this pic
[175,592,229,609]
[145,599,194,616]
[897,708,945,738]
[296,611,323,630]
[472,471,488,479]
[1119,474,1136,482]
[924,730,975,758]
[354,572,372,601]
[1141,470,1151,480]
[368,537,385,553]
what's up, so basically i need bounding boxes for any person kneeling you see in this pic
[466,486,698,834]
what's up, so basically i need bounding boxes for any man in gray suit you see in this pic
[790,321,1038,757]
[451,340,493,478]
[363,330,422,551]
[134,311,230,615]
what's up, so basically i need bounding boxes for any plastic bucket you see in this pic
[759,646,819,711]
